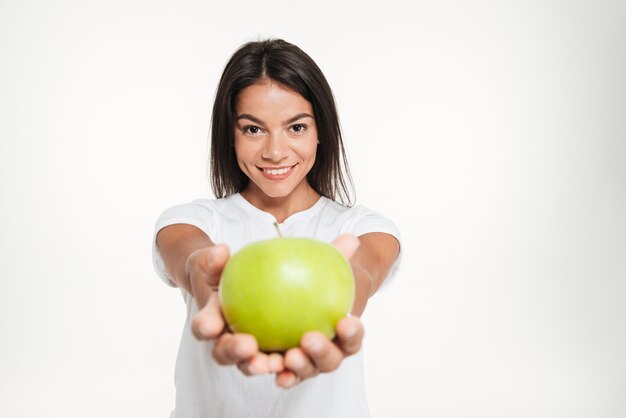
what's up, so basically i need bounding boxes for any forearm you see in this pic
[156,224,214,295]
[350,265,374,316]
[349,232,400,317]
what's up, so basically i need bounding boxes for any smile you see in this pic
[258,164,297,179]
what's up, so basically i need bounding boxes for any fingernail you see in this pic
[344,326,357,339]
[302,335,321,353]
[286,374,298,388]
[202,322,220,338]
[234,343,250,359]
[247,362,259,375]
[206,248,215,267]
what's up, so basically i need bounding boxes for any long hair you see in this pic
[209,39,354,206]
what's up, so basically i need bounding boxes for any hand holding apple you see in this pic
[189,234,363,387]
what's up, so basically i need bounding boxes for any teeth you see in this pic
[264,167,291,175]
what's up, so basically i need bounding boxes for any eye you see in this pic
[242,125,263,135]
[290,124,307,134]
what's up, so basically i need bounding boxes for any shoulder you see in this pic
[156,196,233,235]
[157,195,242,221]
[155,194,253,238]
[318,199,381,223]
[323,200,401,242]
[157,198,216,226]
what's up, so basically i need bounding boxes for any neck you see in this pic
[241,184,321,223]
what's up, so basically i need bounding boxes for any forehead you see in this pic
[235,79,313,117]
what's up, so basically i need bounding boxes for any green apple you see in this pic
[219,237,355,352]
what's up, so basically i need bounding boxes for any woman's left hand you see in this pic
[274,234,363,387]
[275,314,364,388]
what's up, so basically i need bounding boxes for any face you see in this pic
[234,79,318,203]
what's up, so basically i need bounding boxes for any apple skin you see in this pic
[219,237,355,352]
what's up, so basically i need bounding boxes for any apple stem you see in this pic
[273,222,283,238]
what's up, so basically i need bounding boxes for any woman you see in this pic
[153,39,401,418]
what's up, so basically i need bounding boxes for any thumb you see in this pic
[192,291,225,340]
[203,244,230,288]
[186,244,230,308]
[332,234,360,261]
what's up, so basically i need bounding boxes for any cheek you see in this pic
[234,138,254,163]
[301,142,318,164]
[292,137,318,161]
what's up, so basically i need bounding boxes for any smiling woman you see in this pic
[152,39,401,418]
[234,80,320,217]
[209,39,353,210]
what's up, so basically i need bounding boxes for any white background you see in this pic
[1,1,625,417]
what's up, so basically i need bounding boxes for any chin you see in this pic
[259,186,296,199]
[248,172,310,199]
[253,179,301,199]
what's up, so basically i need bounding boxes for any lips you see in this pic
[258,164,297,180]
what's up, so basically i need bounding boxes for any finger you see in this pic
[300,331,344,373]
[237,352,285,376]
[191,292,224,339]
[268,353,285,373]
[335,316,365,356]
[237,352,272,376]
[331,234,360,261]
[284,347,319,380]
[212,333,258,365]
[276,370,301,389]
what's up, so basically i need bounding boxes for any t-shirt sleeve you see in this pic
[151,199,218,287]
[341,206,402,291]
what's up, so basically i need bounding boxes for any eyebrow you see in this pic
[236,113,314,125]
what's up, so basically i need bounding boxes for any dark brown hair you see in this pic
[209,39,354,206]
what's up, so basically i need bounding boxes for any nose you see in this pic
[262,132,288,162]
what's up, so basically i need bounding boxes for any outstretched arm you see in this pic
[156,225,400,388]
[350,232,401,316]
[156,224,212,295]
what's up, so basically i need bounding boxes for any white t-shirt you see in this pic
[152,193,401,418]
